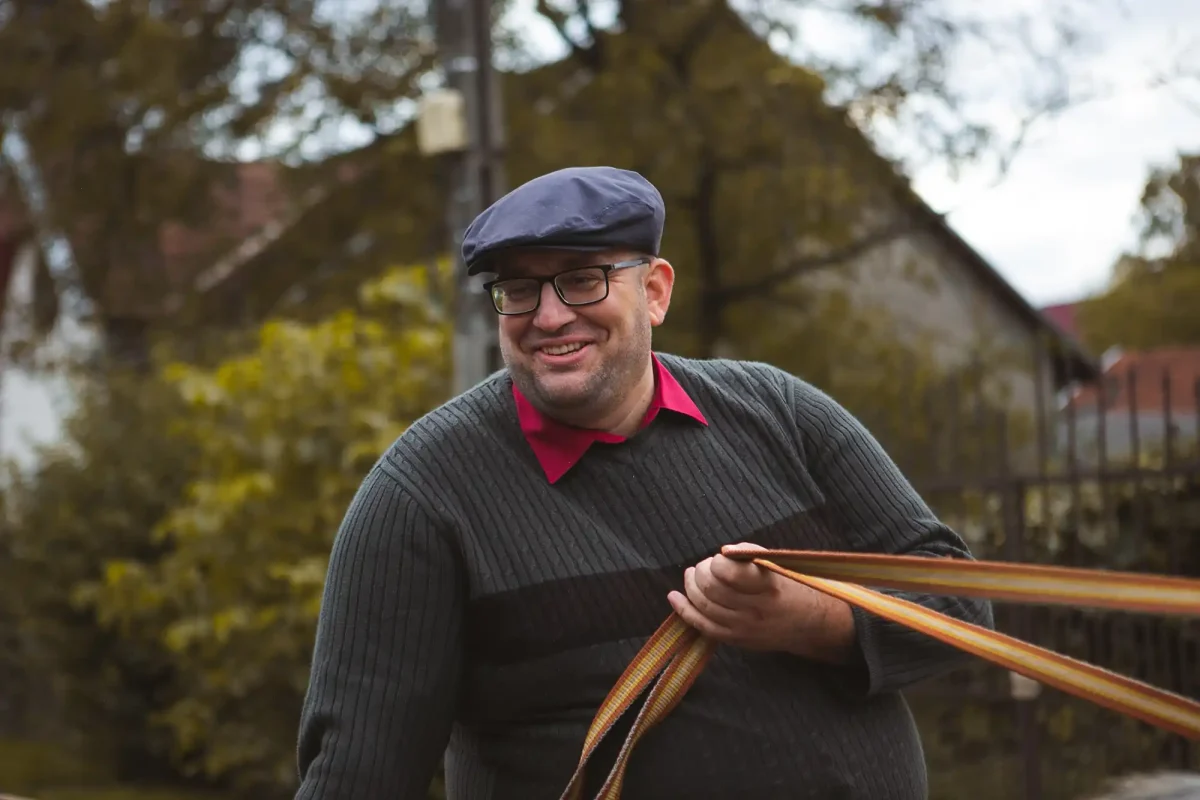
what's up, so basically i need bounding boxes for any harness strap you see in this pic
[559,548,1200,800]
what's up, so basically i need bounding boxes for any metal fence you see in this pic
[900,360,1200,800]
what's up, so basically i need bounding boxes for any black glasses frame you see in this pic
[482,257,651,315]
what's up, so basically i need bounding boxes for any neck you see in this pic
[599,362,657,437]
[541,360,657,437]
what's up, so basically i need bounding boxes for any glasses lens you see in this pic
[491,279,540,314]
[555,267,608,305]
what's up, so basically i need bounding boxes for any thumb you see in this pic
[721,541,766,557]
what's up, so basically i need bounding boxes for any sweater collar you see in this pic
[512,353,708,484]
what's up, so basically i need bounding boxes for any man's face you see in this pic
[492,248,674,424]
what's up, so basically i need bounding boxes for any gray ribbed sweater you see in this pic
[294,354,994,800]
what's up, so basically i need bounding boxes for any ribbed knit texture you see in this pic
[294,353,994,800]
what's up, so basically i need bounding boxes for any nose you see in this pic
[530,281,577,330]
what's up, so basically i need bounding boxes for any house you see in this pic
[1037,298,1199,463]
[1060,346,1200,463]
[801,190,1099,420]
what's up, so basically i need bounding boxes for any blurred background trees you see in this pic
[0,263,451,798]
[0,1,1192,798]
[1076,152,1200,353]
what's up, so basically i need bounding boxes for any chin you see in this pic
[533,376,596,409]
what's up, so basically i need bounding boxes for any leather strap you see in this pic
[560,548,1200,800]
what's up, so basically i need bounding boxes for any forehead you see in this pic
[491,247,631,278]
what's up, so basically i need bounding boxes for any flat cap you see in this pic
[462,166,665,275]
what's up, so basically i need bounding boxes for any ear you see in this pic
[643,258,675,327]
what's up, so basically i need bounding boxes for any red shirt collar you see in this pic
[512,353,708,484]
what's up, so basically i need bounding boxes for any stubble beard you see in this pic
[504,318,653,426]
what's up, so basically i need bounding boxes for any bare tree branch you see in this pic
[722,220,918,302]
[534,0,602,69]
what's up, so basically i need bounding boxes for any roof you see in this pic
[1040,302,1081,340]
[826,132,1100,384]
[0,162,296,325]
[156,161,294,292]
[905,201,1100,383]
[1068,347,1200,414]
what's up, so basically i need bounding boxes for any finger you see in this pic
[668,590,737,643]
[709,553,774,594]
[685,565,743,627]
[693,559,758,613]
[694,558,761,615]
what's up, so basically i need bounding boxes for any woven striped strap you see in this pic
[560,547,1200,800]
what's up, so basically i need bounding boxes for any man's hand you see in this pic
[667,543,857,664]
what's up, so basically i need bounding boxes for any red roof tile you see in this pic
[1070,347,1200,414]
[1041,302,1079,339]
[157,161,292,290]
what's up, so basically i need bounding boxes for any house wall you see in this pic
[798,208,1064,471]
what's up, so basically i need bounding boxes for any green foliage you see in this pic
[0,737,117,791]
[1076,152,1200,353]
[0,0,438,349]
[503,8,903,360]
[1076,256,1200,354]
[71,264,450,792]
[520,1,1097,176]
[0,264,452,798]
[0,369,198,777]
[38,790,221,800]
[1135,151,1200,262]
[0,736,217,800]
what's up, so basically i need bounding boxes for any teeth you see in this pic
[543,343,585,356]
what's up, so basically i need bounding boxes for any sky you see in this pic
[902,0,1200,307]
[1,0,1198,464]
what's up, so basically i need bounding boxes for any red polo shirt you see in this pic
[512,353,708,483]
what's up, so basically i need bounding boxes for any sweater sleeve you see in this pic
[787,377,995,697]
[295,462,464,800]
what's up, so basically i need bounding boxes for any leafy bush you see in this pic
[1,264,451,798]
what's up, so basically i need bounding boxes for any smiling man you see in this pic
[293,166,994,800]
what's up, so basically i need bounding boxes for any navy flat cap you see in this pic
[462,166,665,275]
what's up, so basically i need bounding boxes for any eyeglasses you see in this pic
[483,258,651,315]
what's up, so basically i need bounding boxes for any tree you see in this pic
[73,263,452,795]
[1076,152,1200,353]
[500,0,1060,431]
[0,0,439,361]
[0,259,451,797]
[523,1,1101,172]
[0,366,200,780]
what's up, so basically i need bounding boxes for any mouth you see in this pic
[535,341,592,366]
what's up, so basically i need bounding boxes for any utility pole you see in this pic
[426,0,507,395]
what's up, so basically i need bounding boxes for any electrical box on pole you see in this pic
[416,89,468,156]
